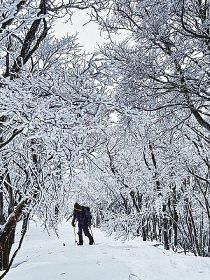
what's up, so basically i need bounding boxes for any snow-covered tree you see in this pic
[73,0,210,256]
[0,0,113,273]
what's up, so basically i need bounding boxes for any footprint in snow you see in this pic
[129,273,141,280]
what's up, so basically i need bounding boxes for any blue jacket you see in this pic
[72,206,92,226]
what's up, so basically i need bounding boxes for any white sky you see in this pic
[53,10,107,52]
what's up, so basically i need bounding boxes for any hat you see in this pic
[74,203,82,211]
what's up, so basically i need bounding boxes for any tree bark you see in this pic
[0,200,26,271]
[162,204,169,250]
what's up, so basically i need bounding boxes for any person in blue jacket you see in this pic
[71,202,94,245]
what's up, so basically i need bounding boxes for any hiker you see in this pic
[71,202,94,245]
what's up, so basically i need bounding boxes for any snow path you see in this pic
[3,221,210,280]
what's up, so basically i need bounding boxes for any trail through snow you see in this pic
[3,221,210,280]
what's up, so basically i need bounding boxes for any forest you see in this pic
[0,0,210,278]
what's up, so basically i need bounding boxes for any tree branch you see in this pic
[0,127,24,150]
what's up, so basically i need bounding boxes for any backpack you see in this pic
[83,206,92,223]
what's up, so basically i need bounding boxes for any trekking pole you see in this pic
[90,227,95,245]
[73,226,77,244]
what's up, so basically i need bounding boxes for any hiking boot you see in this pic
[88,235,94,245]
[78,235,83,245]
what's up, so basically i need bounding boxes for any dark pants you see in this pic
[77,224,94,245]
[78,223,91,237]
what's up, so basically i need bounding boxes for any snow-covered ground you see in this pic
[2,221,210,280]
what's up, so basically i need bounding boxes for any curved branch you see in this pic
[0,127,24,150]
[181,0,210,40]
[191,109,210,132]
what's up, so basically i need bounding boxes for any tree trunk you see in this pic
[0,227,15,270]
[162,204,169,250]
[208,218,210,257]
[187,201,201,256]
[0,215,16,270]
[0,193,5,225]
[0,200,26,271]
[142,218,147,241]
